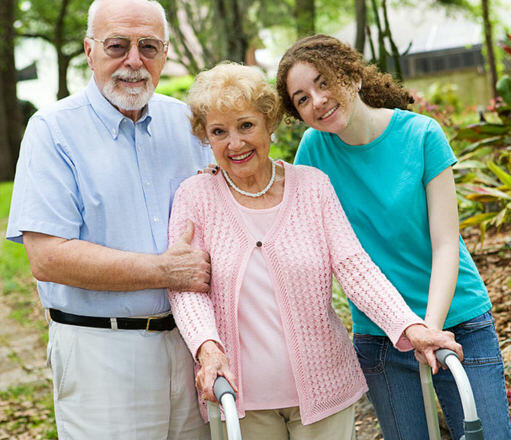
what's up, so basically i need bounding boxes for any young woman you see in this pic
[276,34,511,440]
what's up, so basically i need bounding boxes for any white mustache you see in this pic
[112,68,151,82]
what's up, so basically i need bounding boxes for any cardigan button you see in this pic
[256,241,262,247]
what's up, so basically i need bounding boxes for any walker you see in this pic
[421,349,484,439]
[207,349,483,440]
[208,377,242,440]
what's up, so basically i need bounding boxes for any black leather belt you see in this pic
[49,308,176,331]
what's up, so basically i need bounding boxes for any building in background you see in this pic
[333,4,504,107]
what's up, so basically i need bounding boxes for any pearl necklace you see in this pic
[222,159,276,198]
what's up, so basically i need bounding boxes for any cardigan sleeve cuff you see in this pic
[391,318,426,352]
[188,330,226,361]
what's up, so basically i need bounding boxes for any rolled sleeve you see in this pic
[6,116,83,244]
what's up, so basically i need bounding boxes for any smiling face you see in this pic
[205,105,272,185]
[286,62,359,136]
[84,0,168,118]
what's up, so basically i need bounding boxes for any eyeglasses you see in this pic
[91,36,168,59]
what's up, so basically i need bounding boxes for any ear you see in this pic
[84,38,95,71]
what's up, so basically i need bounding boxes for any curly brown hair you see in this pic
[276,34,414,121]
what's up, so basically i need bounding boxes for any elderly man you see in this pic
[7,0,212,438]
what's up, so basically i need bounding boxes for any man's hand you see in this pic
[197,163,219,175]
[162,220,211,292]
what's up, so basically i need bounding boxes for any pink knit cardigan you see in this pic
[168,162,423,425]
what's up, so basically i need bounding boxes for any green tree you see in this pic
[17,0,92,99]
[295,0,315,38]
[162,0,263,73]
[0,0,22,181]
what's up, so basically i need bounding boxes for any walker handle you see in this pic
[214,376,237,403]
[435,348,459,367]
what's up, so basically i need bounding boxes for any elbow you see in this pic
[29,255,56,282]
[23,232,67,283]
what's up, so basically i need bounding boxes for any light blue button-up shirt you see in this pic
[7,78,212,317]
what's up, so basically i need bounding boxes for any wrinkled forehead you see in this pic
[94,0,165,39]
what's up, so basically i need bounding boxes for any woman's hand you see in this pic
[196,340,237,401]
[404,324,463,374]
[197,163,219,175]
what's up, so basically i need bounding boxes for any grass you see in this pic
[0,181,55,438]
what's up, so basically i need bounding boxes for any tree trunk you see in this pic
[354,0,366,53]
[295,0,315,39]
[57,52,71,99]
[481,0,498,99]
[0,0,21,181]
[227,0,249,63]
[56,0,71,99]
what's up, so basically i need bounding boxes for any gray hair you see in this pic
[86,0,170,41]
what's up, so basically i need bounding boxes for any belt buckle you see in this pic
[145,316,157,332]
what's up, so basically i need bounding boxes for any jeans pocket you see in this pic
[451,312,502,366]
[353,334,386,374]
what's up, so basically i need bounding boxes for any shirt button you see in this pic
[112,128,117,135]
[153,216,160,223]
[256,241,262,247]
[145,181,151,186]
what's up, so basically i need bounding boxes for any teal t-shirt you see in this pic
[294,109,491,335]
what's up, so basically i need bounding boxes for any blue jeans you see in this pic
[353,311,511,440]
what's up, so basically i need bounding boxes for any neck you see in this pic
[119,107,143,123]
[224,158,275,195]
[336,100,392,146]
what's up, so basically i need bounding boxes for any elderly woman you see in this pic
[167,62,462,440]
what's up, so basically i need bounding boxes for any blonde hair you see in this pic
[188,62,282,143]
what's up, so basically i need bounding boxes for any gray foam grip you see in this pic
[435,348,459,367]
[213,376,236,402]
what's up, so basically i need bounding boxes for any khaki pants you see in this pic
[224,404,356,440]
[48,321,209,440]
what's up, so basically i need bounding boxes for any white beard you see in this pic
[103,67,155,111]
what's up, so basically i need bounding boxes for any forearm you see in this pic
[24,232,167,291]
[425,243,459,329]
[168,289,222,357]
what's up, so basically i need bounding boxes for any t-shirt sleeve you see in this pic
[6,116,83,244]
[293,129,315,166]
[422,118,457,187]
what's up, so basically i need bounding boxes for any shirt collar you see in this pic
[85,77,153,139]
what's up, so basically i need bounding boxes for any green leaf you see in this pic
[453,160,486,170]
[459,212,497,229]
[454,123,508,141]
[461,184,511,200]
[494,205,510,227]
[458,136,503,155]
[487,161,511,189]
